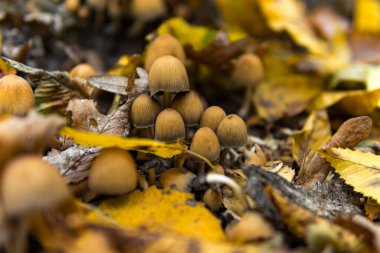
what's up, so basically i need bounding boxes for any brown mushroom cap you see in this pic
[148,55,190,96]
[145,34,186,72]
[232,53,264,87]
[0,75,35,115]
[200,106,226,132]
[190,127,221,162]
[2,155,69,216]
[225,212,274,242]
[171,91,204,126]
[203,188,222,211]
[69,63,96,79]
[131,94,161,128]
[89,148,138,195]
[217,114,247,148]
[159,168,196,192]
[155,108,185,143]
[130,0,166,21]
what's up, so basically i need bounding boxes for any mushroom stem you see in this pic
[13,216,30,253]
[219,148,230,164]
[163,92,171,108]
[238,87,252,117]
[206,174,248,212]
[198,161,205,176]
[149,126,155,139]
[176,154,186,171]
[148,168,156,185]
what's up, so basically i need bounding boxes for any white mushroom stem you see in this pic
[238,87,252,117]
[206,174,248,211]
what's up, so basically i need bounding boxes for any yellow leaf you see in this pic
[320,148,380,202]
[365,198,380,220]
[95,186,226,242]
[354,0,380,34]
[156,17,246,51]
[0,58,16,75]
[107,54,142,76]
[60,127,185,158]
[290,110,331,165]
[309,88,380,116]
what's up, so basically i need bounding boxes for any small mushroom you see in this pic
[131,94,160,137]
[145,34,186,72]
[69,63,96,79]
[2,155,69,253]
[159,168,196,192]
[232,53,264,117]
[225,212,274,242]
[130,0,167,35]
[171,91,204,139]
[154,108,186,143]
[216,114,247,163]
[88,148,138,195]
[200,106,226,133]
[203,188,223,211]
[190,127,220,174]
[0,75,35,115]
[148,55,190,108]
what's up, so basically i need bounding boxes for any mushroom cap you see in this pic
[69,63,96,79]
[155,108,186,143]
[159,168,196,192]
[2,155,69,216]
[131,94,161,128]
[130,0,166,20]
[225,212,274,242]
[145,34,186,72]
[89,148,138,195]
[171,91,204,126]
[217,114,247,148]
[148,55,190,95]
[203,188,222,211]
[232,53,264,87]
[0,75,35,115]
[190,127,221,161]
[200,106,226,132]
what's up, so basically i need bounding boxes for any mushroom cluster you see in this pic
[131,34,248,171]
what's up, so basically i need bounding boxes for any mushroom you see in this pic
[232,53,264,117]
[200,106,226,133]
[130,0,167,35]
[0,75,34,115]
[2,155,69,253]
[148,55,190,108]
[190,127,220,174]
[145,34,186,72]
[131,94,160,137]
[88,148,138,195]
[171,91,204,139]
[159,168,196,192]
[203,188,223,212]
[216,114,247,163]
[225,212,274,242]
[154,108,185,143]
[69,63,96,79]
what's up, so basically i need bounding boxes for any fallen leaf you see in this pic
[290,110,331,166]
[0,57,16,76]
[320,148,380,203]
[354,0,380,34]
[365,198,380,221]
[94,186,225,241]
[107,54,142,77]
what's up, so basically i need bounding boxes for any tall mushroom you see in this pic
[216,114,247,163]
[148,55,190,108]
[145,34,186,72]
[200,106,226,133]
[131,94,161,137]
[0,75,35,115]
[171,91,204,139]
[232,53,264,117]
[154,108,185,143]
[2,155,69,253]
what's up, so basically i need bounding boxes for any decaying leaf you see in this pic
[290,110,331,166]
[91,186,225,241]
[354,0,380,34]
[0,57,16,76]
[0,111,65,167]
[296,116,372,188]
[329,64,380,90]
[107,54,142,77]
[365,198,380,221]
[320,148,380,203]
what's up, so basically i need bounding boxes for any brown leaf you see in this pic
[296,116,372,188]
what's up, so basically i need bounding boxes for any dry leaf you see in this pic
[290,110,331,166]
[0,57,16,76]
[92,186,225,242]
[320,148,380,203]
[365,198,380,221]
[296,116,372,188]
[354,0,380,34]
